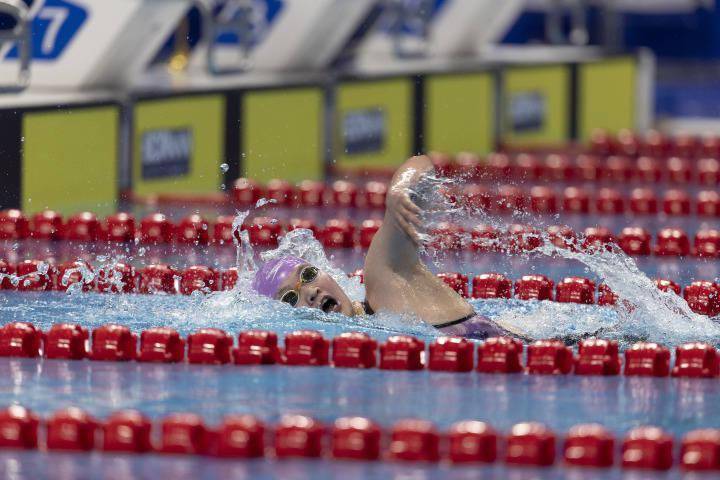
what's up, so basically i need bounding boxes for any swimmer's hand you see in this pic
[387,155,434,246]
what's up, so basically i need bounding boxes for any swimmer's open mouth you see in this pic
[320,295,339,313]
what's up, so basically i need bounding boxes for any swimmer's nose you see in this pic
[302,285,321,308]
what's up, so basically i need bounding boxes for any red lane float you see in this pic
[187,328,232,365]
[624,342,671,377]
[30,210,62,240]
[140,213,173,244]
[0,405,39,449]
[266,179,295,207]
[575,339,620,376]
[90,324,137,362]
[233,330,280,365]
[139,327,185,363]
[0,322,42,358]
[321,219,355,249]
[597,284,618,306]
[179,266,219,295]
[556,277,595,304]
[684,281,720,316]
[618,227,651,255]
[515,274,554,301]
[655,278,681,295]
[477,337,523,374]
[428,337,473,372]
[332,332,377,369]
[52,260,94,292]
[448,421,497,464]
[0,209,29,239]
[380,336,424,371]
[103,410,152,453]
[621,426,674,471]
[45,323,88,360]
[245,216,281,247]
[176,214,210,245]
[681,429,720,471]
[15,260,52,291]
[105,213,135,243]
[275,414,324,458]
[213,215,235,244]
[298,180,326,207]
[526,340,573,375]
[630,188,658,215]
[332,417,381,461]
[389,419,440,462]
[159,413,209,454]
[0,402,715,470]
[564,424,614,468]
[506,422,556,466]
[65,212,101,242]
[46,407,97,451]
[233,178,264,206]
[139,264,176,294]
[672,343,719,378]
[472,273,511,299]
[283,330,329,366]
[216,415,265,458]
[695,229,720,257]
[655,228,690,256]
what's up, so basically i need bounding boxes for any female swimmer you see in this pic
[252,155,526,340]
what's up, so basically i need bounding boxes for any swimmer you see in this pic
[253,155,528,340]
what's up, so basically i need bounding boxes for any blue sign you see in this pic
[342,108,386,155]
[141,128,193,179]
[508,92,546,133]
[3,0,88,61]
[214,0,283,47]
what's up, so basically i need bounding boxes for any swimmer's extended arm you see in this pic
[364,155,474,325]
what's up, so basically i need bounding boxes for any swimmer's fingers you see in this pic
[398,203,423,229]
[400,193,422,215]
[394,210,421,246]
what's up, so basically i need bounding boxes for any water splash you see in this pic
[2,171,718,348]
[416,171,720,347]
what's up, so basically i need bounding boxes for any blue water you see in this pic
[3,196,720,477]
[0,326,717,478]
[0,450,683,479]
[0,287,716,477]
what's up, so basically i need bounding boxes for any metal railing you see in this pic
[201,0,256,74]
[0,0,31,92]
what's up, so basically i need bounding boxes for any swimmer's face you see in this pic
[275,263,354,316]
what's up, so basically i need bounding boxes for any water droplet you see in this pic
[255,198,277,208]
[220,163,229,173]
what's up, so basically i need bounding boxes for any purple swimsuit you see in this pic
[435,314,526,341]
[363,302,523,341]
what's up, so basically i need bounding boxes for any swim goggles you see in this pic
[279,265,319,306]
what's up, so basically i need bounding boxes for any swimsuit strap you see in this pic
[433,312,476,329]
[362,300,375,315]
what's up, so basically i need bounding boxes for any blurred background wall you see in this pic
[0,0,717,213]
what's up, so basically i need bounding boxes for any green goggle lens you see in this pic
[300,266,319,283]
[280,290,299,306]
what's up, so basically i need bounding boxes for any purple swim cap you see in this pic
[252,255,307,298]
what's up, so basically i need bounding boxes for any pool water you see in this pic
[2,180,720,477]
